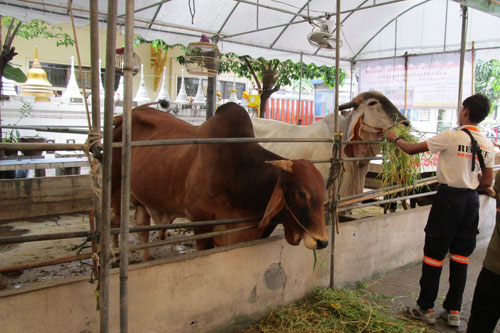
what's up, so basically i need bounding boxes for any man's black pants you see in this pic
[417,185,479,311]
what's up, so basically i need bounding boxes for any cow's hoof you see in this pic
[1,269,24,277]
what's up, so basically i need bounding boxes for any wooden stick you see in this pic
[0,253,91,274]
[0,143,87,151]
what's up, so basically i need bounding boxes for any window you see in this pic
[176,78,246,100]
[31,61,120,93]
[219,81,245,99]
[176,77,207,97]
[418,109,432,122]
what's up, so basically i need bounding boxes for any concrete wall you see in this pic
[0,175,92,221]
[0,236,331,333]
[0,195,495,332]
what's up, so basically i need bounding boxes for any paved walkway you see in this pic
[367,239,500,332]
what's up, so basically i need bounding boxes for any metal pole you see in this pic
[394,18,398,57]
[0,216,261,246]
[90,1,101,133]
[330,0,341,290]
[298,52,303,121]
[0,14,4,152]
[100,0,118,331]
[349,62,354,100]
[471,41,475,94]
[206,36,219,120]
[120,1,134,331]
[207,76,216,119]
[443,0,449,52]
[457,4,468,120]
[0,142,86,151]
[404,52,408,117]
[90,0,105,327]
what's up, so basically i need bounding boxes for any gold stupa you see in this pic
[22,46,55,102]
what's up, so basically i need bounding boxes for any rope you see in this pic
[70,1,103,202]
[88,209,99,284]
[325,135,343,234]
[70,235,94,254]
[83,132,103,198]
[359,117,385,134]
[188,0,196,24]
[68,1,92,133]
[284,202,314,238]
[326,136,344,192]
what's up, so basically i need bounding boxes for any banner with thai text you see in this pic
[358,52,473,110]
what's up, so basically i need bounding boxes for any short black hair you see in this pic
[463,93,490,123]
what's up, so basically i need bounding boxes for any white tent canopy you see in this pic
[1,0,499,67]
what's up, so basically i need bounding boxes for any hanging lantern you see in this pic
[185,35,220,76]
[115,47,142,76]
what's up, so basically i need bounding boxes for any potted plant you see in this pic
[19,135,47,156]
[1,129,20,157]
[14,101,47,156]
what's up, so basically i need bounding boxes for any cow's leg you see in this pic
[135,204,152,261]
[402,199,409,210]
[148,211,174,240]
[159,229,167,240]
[193,226,215,250]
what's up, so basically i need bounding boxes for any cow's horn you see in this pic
[338,100,357,111]
[266,160,293,173]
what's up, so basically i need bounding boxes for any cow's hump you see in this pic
[203,102,254,138]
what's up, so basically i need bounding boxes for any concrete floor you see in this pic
[367,239,500,332]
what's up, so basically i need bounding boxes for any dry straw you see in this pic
[237,287,432,332]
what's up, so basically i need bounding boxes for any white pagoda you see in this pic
[61,56,83,103]
[156,67,170,102]
[134,64,151,105]
[175,68,189,104]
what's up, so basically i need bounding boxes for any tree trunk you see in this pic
[0,61,5,143]
[259,90,273,118]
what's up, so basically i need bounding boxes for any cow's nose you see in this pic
[316,239,328,249]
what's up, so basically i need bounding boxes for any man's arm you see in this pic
[386,131,429,155]
[477,167,494,196]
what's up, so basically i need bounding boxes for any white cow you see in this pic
[251,91,410,199]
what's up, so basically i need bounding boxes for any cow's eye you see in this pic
[298,191,307,201]
[368,101,377,106]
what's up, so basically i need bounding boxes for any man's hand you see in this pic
[386,130,398,142]
[477,186,495,197]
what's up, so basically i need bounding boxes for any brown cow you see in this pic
[111,102,328,261]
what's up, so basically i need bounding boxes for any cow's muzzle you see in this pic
[316,239,328,250]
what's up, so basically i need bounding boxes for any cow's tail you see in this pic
[114,99,169,128]
[134,99,170,110]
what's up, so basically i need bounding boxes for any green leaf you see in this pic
[3,63,27,83]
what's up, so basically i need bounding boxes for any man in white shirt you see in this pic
[386,94,494,327]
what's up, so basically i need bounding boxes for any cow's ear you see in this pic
[343,117,362,157]
[265,160,293,173]
[258,178,285,229]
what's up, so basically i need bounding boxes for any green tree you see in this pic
[0,16,75,93]
[214,53,345,117]
[135,37,345,118]
[0,16,74,141]
[475,59,500,118]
